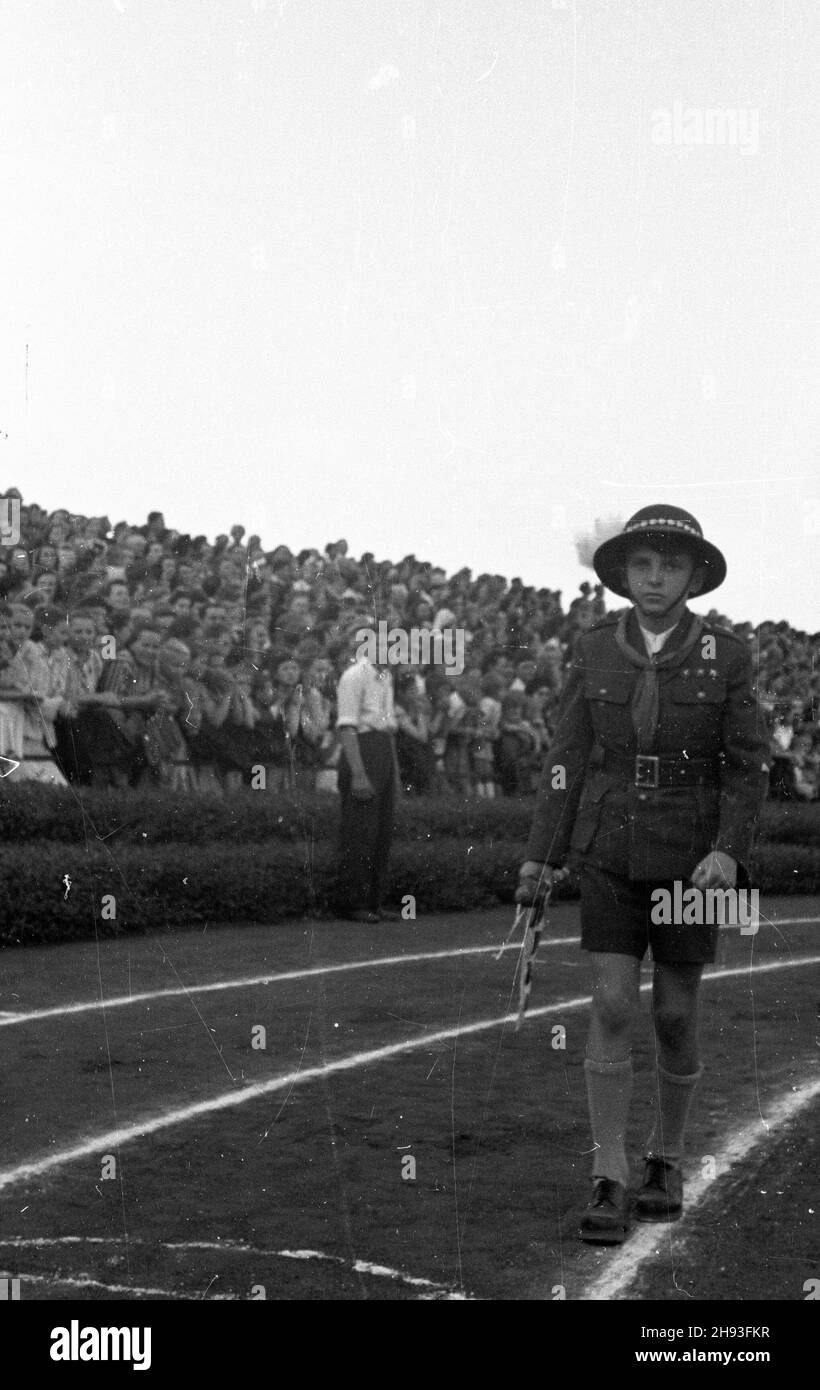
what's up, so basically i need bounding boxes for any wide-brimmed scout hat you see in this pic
[593,504,727,598]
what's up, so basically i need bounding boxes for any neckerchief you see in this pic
[613,608,704,752]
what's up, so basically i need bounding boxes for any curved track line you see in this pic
[0,1237,468,1300]
[0,1267,232,1300]
[0,953,816,1196]
[1,915,816,1031]
[579,1075,820,1301]
[0,937,583,1030]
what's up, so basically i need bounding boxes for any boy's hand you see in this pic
[691,851,737,890]
[515,861,554,904]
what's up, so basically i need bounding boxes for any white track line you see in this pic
[0,1238,468,1300]
[0,1268,232,1299]
[0,915,816,1030]
[0,953,816,1196]
[0,938,582,1029]
[580,1074,820,1301]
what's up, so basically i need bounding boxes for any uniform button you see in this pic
[697,690,706,699]
[638,792,647,801]
[598,687,607,694]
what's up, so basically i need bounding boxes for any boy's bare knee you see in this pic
[594,989,634,1036]
[653,1003,693,1048]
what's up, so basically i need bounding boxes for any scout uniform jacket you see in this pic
[525,607,769,881]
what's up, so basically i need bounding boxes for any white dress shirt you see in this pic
[336,660,397,733]
[638,621,676,658]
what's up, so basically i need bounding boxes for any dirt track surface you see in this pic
[0,897,817,1300]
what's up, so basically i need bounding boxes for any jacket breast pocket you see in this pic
[584,673,633,706]
[669,675,727,707]
[584,672,633,746]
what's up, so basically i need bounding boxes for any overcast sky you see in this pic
[1,1,817,630]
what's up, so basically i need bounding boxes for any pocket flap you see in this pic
[584,673,633,705]
[669,672,727,704]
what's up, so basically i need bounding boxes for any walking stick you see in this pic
[510,868,568,1030]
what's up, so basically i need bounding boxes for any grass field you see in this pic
[0,898,817,1301]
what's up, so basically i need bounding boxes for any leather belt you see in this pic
[591,746,721,789]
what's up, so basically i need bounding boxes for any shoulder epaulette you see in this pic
[585,611,623,634]
[702,621,747,646]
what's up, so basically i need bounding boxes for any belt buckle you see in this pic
[635,754,659,789]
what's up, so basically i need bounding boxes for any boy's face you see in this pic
[623,544,701,621]
[173,595,192,618]
[307,658,332,686]
[38,546,58,569]
[108,582,130,612]
[276,659,300,687]
[124,535,147,559]
[9,607,34,646]
[69,616,96,654]
[131,629,161,667]
[37,573,58,601]
[158,640,190,679]
[44,620,70,650]
[206,630,233,662]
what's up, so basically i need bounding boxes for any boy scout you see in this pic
[517,505,768,1243]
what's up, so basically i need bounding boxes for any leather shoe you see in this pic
[377,908,402,922]
[579,1177,629,1244]
[347,908,381,924]
[635,1156,683,1222]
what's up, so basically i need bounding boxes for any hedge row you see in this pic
[1,782,817,847]
[1,838,817,946]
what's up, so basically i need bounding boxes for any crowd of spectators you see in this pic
[0,489,816,801]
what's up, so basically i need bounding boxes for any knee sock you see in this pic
[584,1057,633,1188]
[645,1063,704,1165]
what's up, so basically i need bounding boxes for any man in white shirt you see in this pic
[334,635,400,924]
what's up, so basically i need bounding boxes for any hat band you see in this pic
[625,517,701,538]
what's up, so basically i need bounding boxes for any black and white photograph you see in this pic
[0,0,817,1356]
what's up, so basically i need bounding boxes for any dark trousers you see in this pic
[336,731,396,913]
